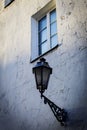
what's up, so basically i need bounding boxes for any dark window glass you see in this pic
[50,22,57,36]
[50,9,56,23]
[39,16,47,31]
[51,35,58,48]
[39,41,48,55]
[4,0,14,8]
[38,16,47,55]
[39,29,47,43]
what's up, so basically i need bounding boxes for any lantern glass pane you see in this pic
[42,67,51,89]
[35,67,42,89]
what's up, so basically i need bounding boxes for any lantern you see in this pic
[32,58,52,94]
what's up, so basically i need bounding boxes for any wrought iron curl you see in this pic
[41,94,67,126]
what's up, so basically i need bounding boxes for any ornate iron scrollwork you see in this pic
[41,94,67,126]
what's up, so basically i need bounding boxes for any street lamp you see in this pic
[33,58,52,96]
[32,58,67,126]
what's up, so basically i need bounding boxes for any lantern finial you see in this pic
[40,58,46,62]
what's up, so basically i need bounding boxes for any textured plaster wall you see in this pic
[0,0,87,130]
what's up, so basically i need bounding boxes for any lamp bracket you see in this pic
[41,94,67,126]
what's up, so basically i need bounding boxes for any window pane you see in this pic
[41,42,48,54]
[50,22,57,36]
[50,9,56,23]
[40,41,48,54]
[51,35,58,48]
[39,16,47,31]
[39,29,47,43]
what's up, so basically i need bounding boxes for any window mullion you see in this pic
[47,13,50,50]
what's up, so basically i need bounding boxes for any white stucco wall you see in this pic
[0,0,87,130]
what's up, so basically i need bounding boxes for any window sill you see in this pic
[30,44,59,63]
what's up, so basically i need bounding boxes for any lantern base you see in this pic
[41,94,67,126]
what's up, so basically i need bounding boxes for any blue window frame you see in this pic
[38,9,58,55]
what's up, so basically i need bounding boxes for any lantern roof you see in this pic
[33,58,52,74]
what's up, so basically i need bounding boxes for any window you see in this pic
[38,9,58,55]
[4,0,14,8]
[31,0,58,62]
